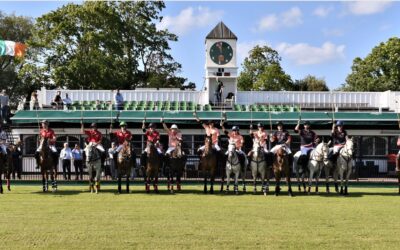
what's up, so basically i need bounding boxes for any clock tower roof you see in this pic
[206,22,237,40]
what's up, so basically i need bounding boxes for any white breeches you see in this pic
[88,142,105,152]
[270,144,292,154]
[37,145,57,152]
[199,144,221,151]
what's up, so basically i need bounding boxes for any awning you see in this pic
[10,110,399,126]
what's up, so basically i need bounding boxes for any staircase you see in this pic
[3,123,19,145]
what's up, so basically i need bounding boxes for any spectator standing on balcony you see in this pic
[0,89,10,123]
[63,93,72,110]
[52,90,63,110]
[114,89,124,111]
[60,142,72,180]
[30,91,39,110]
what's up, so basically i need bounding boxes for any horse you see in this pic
[396,153,400,194]
[249,139,270,195]
[199,136,218,194]
[293,150,310,193]
[145,141,161,193]
[225,140,241,194]
[84,143,102,194]
[117,141,134,193]
[307,141,330,194]
[333,139,354,195]
[167,141,187,193]
[38,138,58,192]
[273,146,293,196]
[0,148,10,194]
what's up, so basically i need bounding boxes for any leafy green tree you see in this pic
[293,75,329,91]
[21,1,182,90]
[0,11,34,107]
[238,45,293,91]
[342,37,400,91]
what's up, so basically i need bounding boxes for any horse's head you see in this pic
[252,139,262,158]
[227,140,236,157]
[319,140,330,163]
[147,141,157,156]
[172,141,182,158]
[84,143,100,162]
[343,137,354,158]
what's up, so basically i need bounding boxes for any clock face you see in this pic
[209,41,233,65]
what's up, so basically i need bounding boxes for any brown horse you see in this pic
[199,137,218,194]
[117,141,134,193]
[38,138,58,192]
[396,154,400,194]
[273,147,293,196]
[167,141,187,193]
[145,141,161,193]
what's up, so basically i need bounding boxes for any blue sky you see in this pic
[1,1,399,90]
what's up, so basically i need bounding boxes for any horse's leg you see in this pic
[126,174,130,194]
[225,169,230,193]
[285,166,293,197]
[235,169,240,195]
[210,169,215,194]
[325,165,330,194]
[308,164,313,195]
[0,173,3,194]
[203,168,207,194]
[6,170,11,191]
[251,165,257,194]
[50,168,56,192]
[260,167,266,196]
[177,170,182,191]
[265,165,270,195]
[333,164,339,193]
[242,166,247,192]
[118,172,122,194]
[345,164,352,195]
[170,173,175,194]
[315,165,321,194]
[339,167,344,195]
[274,170,280,196]
[154,176,159,193]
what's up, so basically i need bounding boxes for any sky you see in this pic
[1,1,400,90]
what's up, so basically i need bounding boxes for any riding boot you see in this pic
[35,151,40,169]
[288,153,293,168]
[238,153,245,173]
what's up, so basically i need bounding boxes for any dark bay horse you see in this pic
[167,141,187,193]
[145,141,161,193]
[38,138,58,192]
[396,154,399,194]
[199,137,218,194]
[0,148,9,194]
[117,142,134,193]
[273,147,293,196]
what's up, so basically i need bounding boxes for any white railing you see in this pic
[38,87,208,106]
[37,87,400,111]
[236,91,399,110]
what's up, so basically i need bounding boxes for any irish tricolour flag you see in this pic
[0,40,27,57]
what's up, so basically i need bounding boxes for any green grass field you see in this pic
[1,183,399,249]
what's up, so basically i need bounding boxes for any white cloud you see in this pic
[346,1,392,15]
[276,42,345,65]
[156,7,223,35]
[322,28,345,37]
[237,40,269,63]
[313,6,333,17]
[255,7,303,32]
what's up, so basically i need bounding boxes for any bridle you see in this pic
[227,143,239,168]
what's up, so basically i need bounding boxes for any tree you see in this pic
[21,1,182,90]
[0,11,34,107]
[238,45,293,91]
[293,75,329,91]
[342,37,400,91]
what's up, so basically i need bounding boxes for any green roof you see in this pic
[10,110,399,126]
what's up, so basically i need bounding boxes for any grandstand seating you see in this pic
[64,101,302,112]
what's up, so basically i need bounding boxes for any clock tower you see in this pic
[205,22,237,105]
